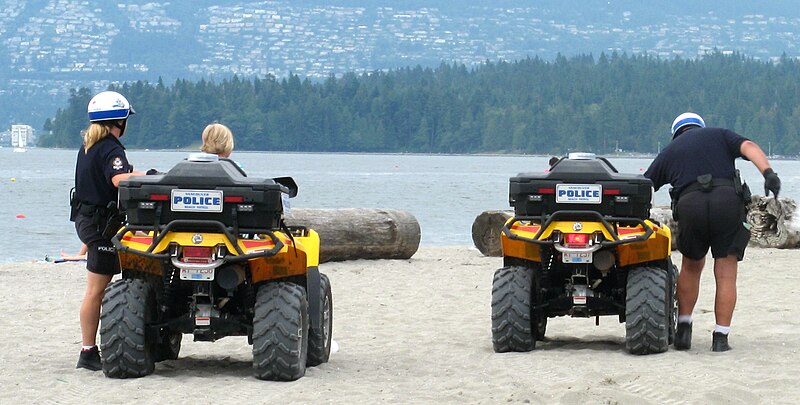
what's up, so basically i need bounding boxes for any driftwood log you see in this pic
[284,208,420,263]
[747,196,800,249]
[471,197,799,256]
[471,210,513,256]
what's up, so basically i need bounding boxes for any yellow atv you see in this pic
[103,154,332,380]
[492,153,676,355]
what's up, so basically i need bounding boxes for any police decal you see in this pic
[112,156,124,171]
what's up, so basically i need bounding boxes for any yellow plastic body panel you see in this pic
[118,228,321,284]
[501,218,672,267]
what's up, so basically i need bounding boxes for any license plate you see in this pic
[562,251,593,263]
[556,184,602,204]
[180,268,215,281]
[171,189,223,213]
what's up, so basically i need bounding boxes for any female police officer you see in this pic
[73,91,145,370]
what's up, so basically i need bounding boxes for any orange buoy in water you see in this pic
[16,214,26,219]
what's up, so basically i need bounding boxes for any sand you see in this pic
[1,246,798,404]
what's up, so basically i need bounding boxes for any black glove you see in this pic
[146,168,164,175]
[763,168,781,198]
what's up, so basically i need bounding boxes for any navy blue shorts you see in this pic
[675,186,750,261]
[75,214,121,276]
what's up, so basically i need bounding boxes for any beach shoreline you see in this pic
[1,246,798,404]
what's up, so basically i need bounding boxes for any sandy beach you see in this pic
[1,246,798,404]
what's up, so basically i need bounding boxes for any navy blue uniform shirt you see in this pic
[74,135,132,207]
[644,127,748,195]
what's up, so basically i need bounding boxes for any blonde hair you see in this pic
[201,123,234,157]
[83,122,116,152]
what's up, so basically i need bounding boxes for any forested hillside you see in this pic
[42,52,800,156]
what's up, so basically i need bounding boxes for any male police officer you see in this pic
[644,112,780,352]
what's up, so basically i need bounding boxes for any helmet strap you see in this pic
[114,120,127,137]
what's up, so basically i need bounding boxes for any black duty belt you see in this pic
[679,178,735,198]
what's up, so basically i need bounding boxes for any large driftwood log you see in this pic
[471,210,514,256]
[284,208,420,263]
[747,196,800,249]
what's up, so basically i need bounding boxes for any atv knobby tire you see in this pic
[625,266,670,355]
[100,279,157,378]
[491,266,540,352]
[307,273,333,367]
[252,282,309,381]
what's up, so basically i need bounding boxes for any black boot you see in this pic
[712,332,732,352]
[76,346,102,371]
[674,322,692,350]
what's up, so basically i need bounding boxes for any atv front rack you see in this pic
[112,219,285,261]
[502,210,655,248]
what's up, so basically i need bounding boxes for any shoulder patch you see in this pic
[112,156,124,171]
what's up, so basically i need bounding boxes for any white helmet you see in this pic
[87,91,135,122]
[671,112,705,137]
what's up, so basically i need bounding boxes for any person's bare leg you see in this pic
[677,255,706,317]
[712,255,738,327]
[80,272,113,346]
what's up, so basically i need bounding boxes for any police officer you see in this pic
[73,91,145,370]
[645,112,781,352]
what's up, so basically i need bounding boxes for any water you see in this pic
[1,148,798,263]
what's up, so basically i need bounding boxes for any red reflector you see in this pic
[224,196,244,203]
[565,233,589,245]
[538,188,555,194]
[183,246,212,258]
[603,189,621,195]
[150,194,169,201]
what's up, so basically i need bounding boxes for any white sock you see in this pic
[677,315,693,324]
[714,325,731,335]
[81,345,96,351]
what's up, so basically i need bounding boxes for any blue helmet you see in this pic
[671,112,705,138]
[87,91,135,122]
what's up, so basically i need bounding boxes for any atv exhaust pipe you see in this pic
[216,264,245,290]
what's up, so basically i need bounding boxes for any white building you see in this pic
[11,124,33,148]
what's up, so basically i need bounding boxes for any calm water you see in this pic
[1,148,798,263]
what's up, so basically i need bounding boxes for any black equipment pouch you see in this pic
[69,187,79,222]
[734,169,752,213]
[697,174,713,192]
[100,202,124,240]
[668,187,680,221]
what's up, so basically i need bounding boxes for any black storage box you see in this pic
[509,154,653,219]
[119,156,288,231]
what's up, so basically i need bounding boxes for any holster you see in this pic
[668,187,680,221]
[734,169,752,213]
[69,188,79,222]
[100,202,124,240]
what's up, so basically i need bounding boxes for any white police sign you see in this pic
[171,189,224,212]
[556,184,602,204]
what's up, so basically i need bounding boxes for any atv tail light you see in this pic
[149,194,169,201]
[565,233,589,247]
[538,188,555,194]
[182,246,213,263]
[603,189,621,195]
[224,196,244,203]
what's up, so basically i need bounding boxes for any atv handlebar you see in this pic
[111,219,285,261]
[502,210,655,248]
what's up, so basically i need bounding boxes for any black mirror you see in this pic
[273,176,298,198]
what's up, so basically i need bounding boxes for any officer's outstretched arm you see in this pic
[740,140,780,198]
[111,171,146,188]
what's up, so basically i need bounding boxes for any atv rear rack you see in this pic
[112,219,285,261]
[501,210,654,248]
